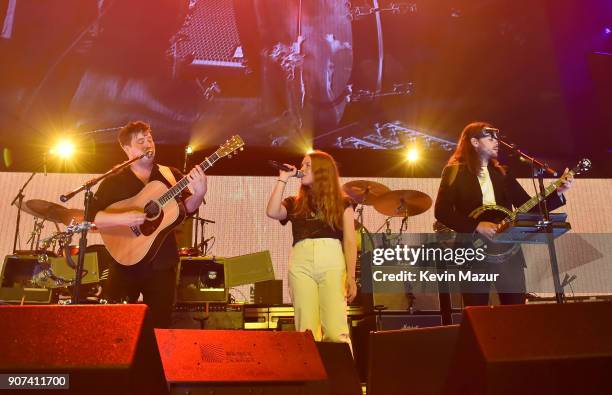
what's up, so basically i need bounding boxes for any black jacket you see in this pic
[434,164,565,233]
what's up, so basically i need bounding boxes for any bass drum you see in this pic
[352,222,374,306]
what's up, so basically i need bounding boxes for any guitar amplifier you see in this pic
[176,256,227,303]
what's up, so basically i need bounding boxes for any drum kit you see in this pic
[342,179,432,246]
[18,199,92,256]
[341,180,432,307]
[11,199,107,302]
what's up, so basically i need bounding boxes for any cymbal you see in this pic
[342,180,391,205]
[373,190,432,217]
[63,209,85,226]
[22,199,84,226]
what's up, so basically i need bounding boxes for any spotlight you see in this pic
[305,148,315,155]
[50,139,75,159]
[406,147,420,163]
[3,147,12,168]
[183,145,195,173]
[605,26,611,35]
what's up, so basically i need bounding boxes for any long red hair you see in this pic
[293,151,346,230]
[448,121,505,175]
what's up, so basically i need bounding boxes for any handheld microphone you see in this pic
[268,160,304,178]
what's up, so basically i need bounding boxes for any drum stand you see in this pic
[11,172,36,253]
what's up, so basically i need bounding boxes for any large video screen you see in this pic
[1,0,608,154]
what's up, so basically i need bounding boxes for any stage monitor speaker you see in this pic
[155,329,328,394]
[0,305,167,395]
[315,342,362,395]
[0,286,52,304]
[254,279,283,305]
[2,253,99,291]
[1,255,41,288]
[224,250,275,287]
[367,325,460,395]
[445,302,612,395]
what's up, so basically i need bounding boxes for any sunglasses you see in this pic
[475,127,500,140]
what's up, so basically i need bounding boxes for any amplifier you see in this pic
[176,256,227,303]
[174,303,243,313]
[375,313,464,330]
[171,304,244,330]
[254,279,283,305]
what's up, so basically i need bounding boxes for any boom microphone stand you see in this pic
[59,151,152,303]
[498,137,565,304]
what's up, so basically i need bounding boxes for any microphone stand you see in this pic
[11,172,37,253]
[193,216,215,255]
[59,152,150,303]
[498,137,565,304]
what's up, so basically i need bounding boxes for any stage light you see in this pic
[406,147,420,163]
[305,147,315,155]
[3,148,12,168]
[185,145,194,155]
[605,26,611,35]
[49,139,75,159]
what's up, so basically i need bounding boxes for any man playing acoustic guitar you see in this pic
[434,121,574,306]
[88,121,207,328]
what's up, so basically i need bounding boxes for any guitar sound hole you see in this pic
[144,201,160,219]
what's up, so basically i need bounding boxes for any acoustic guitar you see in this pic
[99,135,244,266]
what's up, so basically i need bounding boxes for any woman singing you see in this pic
[266,151,357,346]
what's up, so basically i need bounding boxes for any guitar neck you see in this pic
[157,152,221,206]
[515,171,573,214]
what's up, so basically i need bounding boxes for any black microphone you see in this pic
[268,160,304,178]
[139,150,154,159]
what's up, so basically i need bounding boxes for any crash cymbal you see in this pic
[342,180,391,205]
[22,199,85,226]
[373,190,432,217]
[22,200,67,223]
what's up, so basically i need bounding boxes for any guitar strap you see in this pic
[157,165,177,186]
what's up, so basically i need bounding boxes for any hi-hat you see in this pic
[373,190,432,217]
[342,180,390,205]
